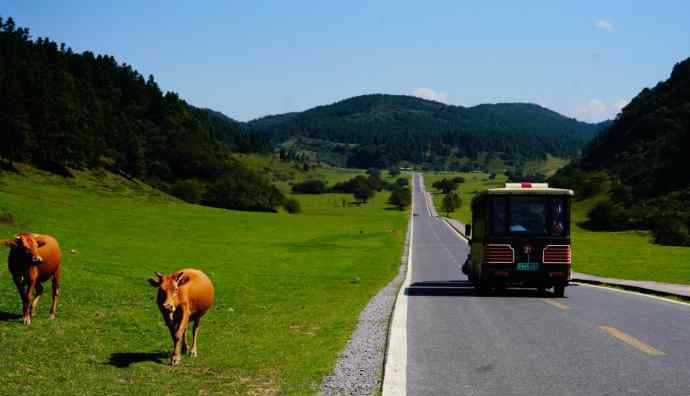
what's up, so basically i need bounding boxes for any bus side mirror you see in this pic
[465,224,472,238]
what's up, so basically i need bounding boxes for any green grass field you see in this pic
[424,171,507,223]
[424,171,690,285]
[0,165,407,395]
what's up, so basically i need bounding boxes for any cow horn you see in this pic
[155,272,163,278]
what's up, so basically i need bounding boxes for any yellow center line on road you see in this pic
[599,325,667,356]
[542,299,570,311]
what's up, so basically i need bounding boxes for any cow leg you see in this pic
[181,327,189,354]
[11,272,26,321]
[22,278,36,325]
[190,316,202,357]
[171,309,191,366]
[49,269,61,320]
[31,282,45,316]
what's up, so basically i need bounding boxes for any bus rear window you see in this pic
[509,197,547,235]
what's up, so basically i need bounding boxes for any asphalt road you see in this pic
[405,173,690,395]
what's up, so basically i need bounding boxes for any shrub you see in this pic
[291,179,327,194]
[388,166,401,177]
[442,192,461,216]
[395,177,409,187]
[353,182,375,203]
[283,198,302,214]
[331,175,370,194]
[170,179,204,204]
[388,187,411,210]
[432,178,459,194]
[204,168,285,212]
[366,167,381,178]
[652,218,690,246]
[367,174,384,191]
[586,200,630,230]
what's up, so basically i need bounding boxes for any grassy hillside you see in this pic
[0,165,407,395]
[425,171,690,284]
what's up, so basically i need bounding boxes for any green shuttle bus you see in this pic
[463,183,574,297]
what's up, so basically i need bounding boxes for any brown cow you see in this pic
[148,268,214,366]
[2,232,62,325]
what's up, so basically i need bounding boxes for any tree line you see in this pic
[290,168,412,210]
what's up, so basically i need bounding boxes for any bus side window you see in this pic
[551,198,566,236]
[492,197,507,234]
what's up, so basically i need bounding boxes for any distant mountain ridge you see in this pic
[247,94,608,168]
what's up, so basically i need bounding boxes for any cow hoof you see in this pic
[170,355,181,366]
[189,350,197,357]
[49,314,56,320]
[23,317,31,325]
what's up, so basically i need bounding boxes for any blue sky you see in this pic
[3,1,689,122]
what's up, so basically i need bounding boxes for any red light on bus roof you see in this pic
[521,182,532,188]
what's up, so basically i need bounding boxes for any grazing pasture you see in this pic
[0,165,407,395]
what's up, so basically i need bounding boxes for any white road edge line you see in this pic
[441,218,469,242]
[382,175,417,396]
[574,282,690,308]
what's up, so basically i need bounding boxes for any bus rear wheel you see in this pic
[553,284,565,298]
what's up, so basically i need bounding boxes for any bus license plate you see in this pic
[517,262,539,271]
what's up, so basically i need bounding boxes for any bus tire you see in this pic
[553,284,565,298]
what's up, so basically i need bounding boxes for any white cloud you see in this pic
[594,19,615,32]
[412,87,449,104]
[574,97,629,122]
[613,98,629,111]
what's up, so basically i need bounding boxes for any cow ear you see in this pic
[176,272,190,286]
[147,277,161,287]
[37,240,46,248]
[2,240,16,248]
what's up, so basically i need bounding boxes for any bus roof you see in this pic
[484,182,574,196]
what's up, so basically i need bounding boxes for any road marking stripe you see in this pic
[574,282,690,308]
[382,174,418,396]
[441,219,468,242]
[542,299,570,311]
[599,325,666,356]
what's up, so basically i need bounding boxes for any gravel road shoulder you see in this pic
[318,218,412,396]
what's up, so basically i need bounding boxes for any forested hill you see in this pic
[567,57,690,198]
[0,17,266,182]
[248,94,607,168]
[0,17,290,213]
[550,57,690,246]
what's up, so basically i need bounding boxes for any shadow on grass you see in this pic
[106,352,167,368]
[406,280,570,298]
[0,311,22,322]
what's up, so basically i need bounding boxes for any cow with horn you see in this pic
[148,268,215,366]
